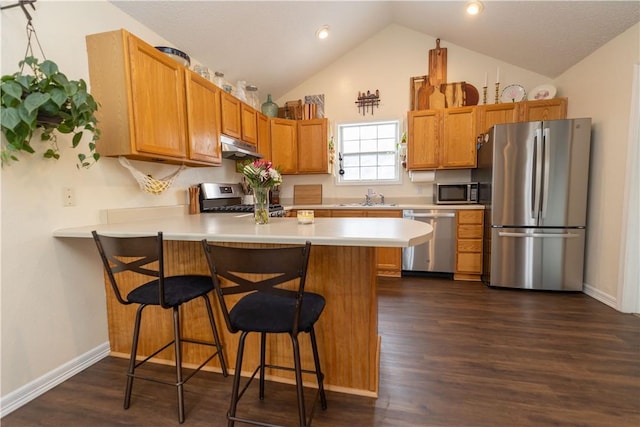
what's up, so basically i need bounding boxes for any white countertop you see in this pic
[53,213,433,248]
[289,203,483,211]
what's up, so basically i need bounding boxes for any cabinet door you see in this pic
[270,118,297,174]
[297,118,329,173]
[185,72,221,164]
[521,98,567,122]
[442,106,476,168]
[241,102,258,145]
[220,91,242,139]
[127,35,187,158]
[477,103,519,135]
[366,210,402,277]
[407,109,440,169]
[256,113,271,158]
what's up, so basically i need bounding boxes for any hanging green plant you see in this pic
[1,55,101,168]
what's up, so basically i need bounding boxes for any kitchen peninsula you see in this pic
[54,212,432,397]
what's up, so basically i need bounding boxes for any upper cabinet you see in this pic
[185,72,222,165]
[86,29,221,166]
[268,118,329,175]
[219,91,258,146]
[297,118,329,174]
[240,103,258,145]
[270,118,298,174]
[408,106,476,170]
[256,112,271,158]
[520,98,567,122]
[219,91,242,139]
[476,103,519,135]
[407,98,568,171]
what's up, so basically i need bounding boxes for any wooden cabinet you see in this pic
[297,118,329,174]
[476,103,519,135]
[407,109,439,169]
[365,210,403,277]
[270,118,297,174]
[520,98,567,121]
[256,112,271,158]
[269,118,329,175]
[408,106,476,170]
[240,102,258,145]
[185,72,222,165]
[407,98,568,171]
[220,91,259,146]
[219,91,242,139]
[316,209,402,277]
[441,107,477,168]
[454,209,484,281]
[86,29,221,166]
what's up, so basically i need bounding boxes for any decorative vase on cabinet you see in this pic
[261,94,279,117]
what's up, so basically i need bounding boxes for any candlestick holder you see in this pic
[495,82,500,104]
[482,86,488,105]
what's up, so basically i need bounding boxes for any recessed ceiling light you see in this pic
[316,25,330,40]
[465,0,484,15]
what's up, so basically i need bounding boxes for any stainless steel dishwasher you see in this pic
[402,209,456,274]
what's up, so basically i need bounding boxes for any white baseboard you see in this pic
[583,283,618,310]
[0,342,110,418]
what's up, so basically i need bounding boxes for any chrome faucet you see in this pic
[379,194,385,204]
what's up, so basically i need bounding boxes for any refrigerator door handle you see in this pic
[541,127,551,219]
[532,128,543,221]
[498,231,581,239]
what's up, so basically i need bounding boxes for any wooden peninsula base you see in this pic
[105,241,380,397]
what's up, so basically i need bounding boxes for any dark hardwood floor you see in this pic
[3,277,639,426]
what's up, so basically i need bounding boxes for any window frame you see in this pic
[335,119,402,186]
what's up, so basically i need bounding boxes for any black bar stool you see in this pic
[92,231,228,423]
[201,241,327,427]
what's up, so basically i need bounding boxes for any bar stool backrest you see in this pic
[201,242,312,335]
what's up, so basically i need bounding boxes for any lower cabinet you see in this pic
[365,210,403,277]
[287,209,402,277]
[454,209,484,281]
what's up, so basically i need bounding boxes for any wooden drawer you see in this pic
[458,224,483,239]
[457,239,482,253]
[456,252,483,273]
[457,210,483,224]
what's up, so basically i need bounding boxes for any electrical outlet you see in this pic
[63,187,75,206]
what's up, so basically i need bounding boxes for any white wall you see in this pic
[0,0,238,404]
[555,23,640,306]
[1,0,636,409]
[276,24,552,201]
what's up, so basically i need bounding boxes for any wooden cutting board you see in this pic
[416,79,433,110]
[429,84,446,109]
[428,38,447,87]
[293,184,322,205]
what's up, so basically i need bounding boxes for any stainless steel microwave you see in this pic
[433,182,479,204]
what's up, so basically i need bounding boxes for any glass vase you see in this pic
[253,186,270,224]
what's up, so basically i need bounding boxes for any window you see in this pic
[337,120,400,183]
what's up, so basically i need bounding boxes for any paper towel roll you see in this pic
[409,170,436,183]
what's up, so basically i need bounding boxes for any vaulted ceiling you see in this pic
[111,1,640,98]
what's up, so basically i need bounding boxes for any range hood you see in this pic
[220,134,262,160]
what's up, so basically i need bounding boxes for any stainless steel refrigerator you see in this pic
[473,118,591,291]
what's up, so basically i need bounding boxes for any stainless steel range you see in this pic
[199,183,286,217]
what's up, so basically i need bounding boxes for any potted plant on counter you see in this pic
[1,56,101,168]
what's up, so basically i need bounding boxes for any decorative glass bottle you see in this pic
[261,94,279,117]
